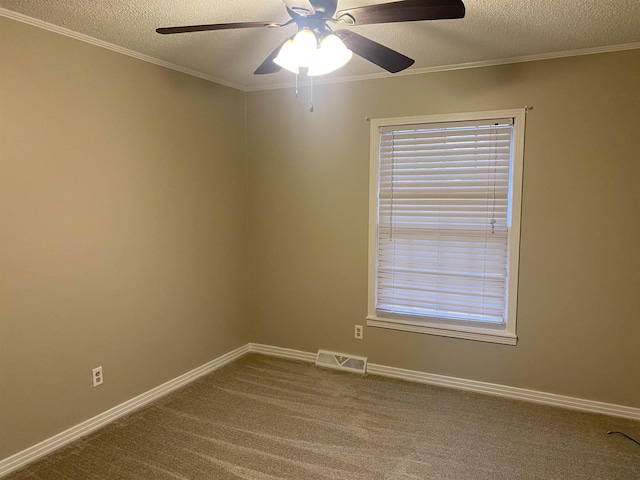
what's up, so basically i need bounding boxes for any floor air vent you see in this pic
[315,350,368,374]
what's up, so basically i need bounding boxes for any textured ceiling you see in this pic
[1,0,639,91]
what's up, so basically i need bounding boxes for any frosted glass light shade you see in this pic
[273,39,299,74]
[292,29,317,67]
[308,34,353,76]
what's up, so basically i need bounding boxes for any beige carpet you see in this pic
[5,354,640,479]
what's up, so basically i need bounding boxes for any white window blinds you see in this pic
[375,118,515,325]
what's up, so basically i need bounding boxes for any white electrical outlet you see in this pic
[92,366,103,387]
[355,325,363,339]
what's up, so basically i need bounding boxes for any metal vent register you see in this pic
[315,350,368,374]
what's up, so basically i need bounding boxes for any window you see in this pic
[367,109,526,345]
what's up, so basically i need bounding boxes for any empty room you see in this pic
[1,0,639,478]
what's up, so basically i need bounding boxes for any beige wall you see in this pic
[246,50,640,408]
[2,11,640,463]
[0,17,249,458]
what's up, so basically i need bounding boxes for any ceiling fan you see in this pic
[157,0,465,76]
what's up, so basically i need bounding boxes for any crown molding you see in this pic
[0,8,246,92]
[3,8,640,95]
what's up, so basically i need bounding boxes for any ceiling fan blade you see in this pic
[281,0,316,16]
[335,0,465,26]
[156,21,282,35]
[254,39,290,75]
[336,30,414,73]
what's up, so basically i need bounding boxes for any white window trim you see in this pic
[367,108,526,345]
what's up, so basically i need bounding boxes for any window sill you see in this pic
[366,316,517,345]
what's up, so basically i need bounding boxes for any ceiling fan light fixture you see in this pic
[274,29,352,76]
[308,33,353,76]
[158,0,467,78]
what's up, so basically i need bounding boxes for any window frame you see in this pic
[367,109,526,345]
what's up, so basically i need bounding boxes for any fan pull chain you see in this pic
[309,76,314,113]
[295,73,298,98]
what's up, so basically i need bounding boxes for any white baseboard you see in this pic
[0,344,250,478]
[249,343,640,421]
[248,343,317,362]
[3,342,639,477]
[366,363,640,421]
